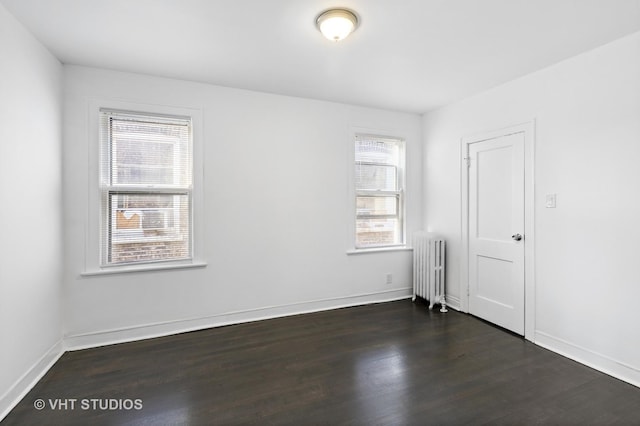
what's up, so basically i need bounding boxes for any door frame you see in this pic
[460,121,536,341]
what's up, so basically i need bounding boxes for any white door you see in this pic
[468,131,525,335]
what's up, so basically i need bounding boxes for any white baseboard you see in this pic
[444,295,461,311]
[0,339,65,421]
[535,331,640,389]
[65,287,413,351]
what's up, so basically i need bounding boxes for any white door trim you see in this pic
[460,121,536,341]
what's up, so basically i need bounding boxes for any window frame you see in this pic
[100,110,193,266]
[83,99,206,275]
[351,133,406,251]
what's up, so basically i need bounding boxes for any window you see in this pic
[100,110,193,266]
[354,134,405,249]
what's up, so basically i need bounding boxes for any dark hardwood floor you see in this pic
[3,299,640,425]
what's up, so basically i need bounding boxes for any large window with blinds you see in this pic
[100,110,193,266]
[354,134,405,248]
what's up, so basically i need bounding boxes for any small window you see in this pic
[354,134,405,248]
[100,110,192,266]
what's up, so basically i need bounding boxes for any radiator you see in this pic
[412,232,447,312]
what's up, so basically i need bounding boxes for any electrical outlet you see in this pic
[545,193,557,208]
[386,273,393,285]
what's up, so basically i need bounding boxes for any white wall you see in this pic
[62,66,422,346]
[423,31,640,386]
[0,3,63,417]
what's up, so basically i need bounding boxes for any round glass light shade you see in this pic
[316,9,358,41]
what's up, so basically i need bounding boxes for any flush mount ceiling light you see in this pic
[316,8,359,41]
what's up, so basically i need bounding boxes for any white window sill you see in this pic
[346,246,413,255]
[81,261,207,277]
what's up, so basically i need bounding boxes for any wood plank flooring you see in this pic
[3,299,640,425]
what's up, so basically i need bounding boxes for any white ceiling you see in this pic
[3,0,640,113]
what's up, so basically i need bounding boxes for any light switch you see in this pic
[545,194,557,208]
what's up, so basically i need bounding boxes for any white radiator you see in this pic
[412,232,447,312]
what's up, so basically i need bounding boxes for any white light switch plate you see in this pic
[545,194,557,208]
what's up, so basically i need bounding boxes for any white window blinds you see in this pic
[99,110,193,265]
[354,134,405,248]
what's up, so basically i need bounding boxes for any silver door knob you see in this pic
[512,233,523,241]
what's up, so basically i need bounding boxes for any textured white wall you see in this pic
[423,32,640,386]
[0,2,63,412]
[62,66,422,344]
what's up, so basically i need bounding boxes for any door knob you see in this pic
[512,233,523,241]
